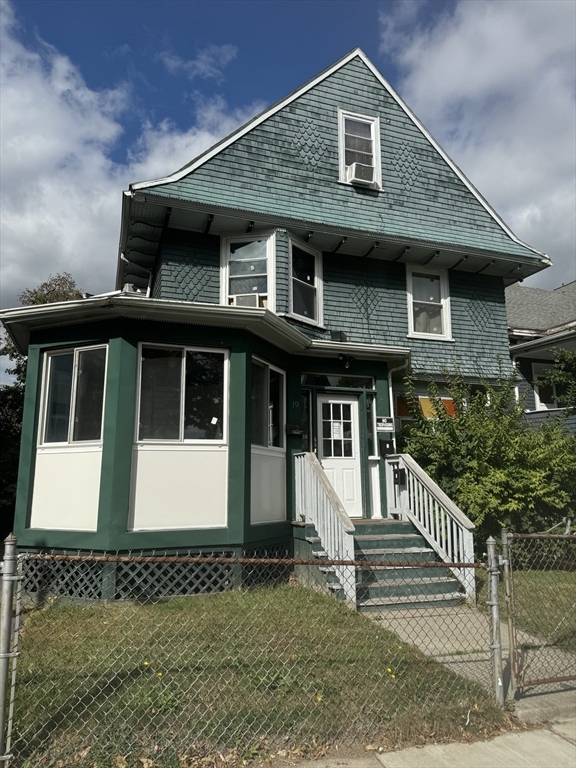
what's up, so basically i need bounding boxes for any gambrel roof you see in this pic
[127,48,548,267]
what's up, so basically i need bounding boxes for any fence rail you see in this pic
[385,454,476,599]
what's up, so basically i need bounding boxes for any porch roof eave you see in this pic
[0,294,411,364]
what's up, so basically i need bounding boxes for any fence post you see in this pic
[0,534,18,761]
[501,529,517,696]
[487,536,504,706]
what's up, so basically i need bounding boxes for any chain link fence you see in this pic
[1,548,507,767]
[503,532,576,694]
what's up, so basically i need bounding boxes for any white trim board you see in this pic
[129,48,547,262]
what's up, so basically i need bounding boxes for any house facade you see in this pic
[507,281,576,432]
[2,49,549,557]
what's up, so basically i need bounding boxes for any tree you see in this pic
[0,273,84,537]
[1,272,84,387]
[399,369,576,540]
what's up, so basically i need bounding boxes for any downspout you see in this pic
[387,355,410,452]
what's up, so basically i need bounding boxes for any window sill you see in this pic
[337,180,382,192]
[407,333,455,343]
[526,407,565,414]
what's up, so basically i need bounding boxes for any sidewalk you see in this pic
[287,720,576,768]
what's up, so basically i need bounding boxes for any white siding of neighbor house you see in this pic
[129,444,228,530]
[250,447,286,524]
[30,447,102,531]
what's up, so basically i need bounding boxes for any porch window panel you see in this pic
[72,348,107,442]
[251,362,267,447]
[184,350,224,440]
[268,369,283,448]
[139,348,182,440]
[44,353,74,443]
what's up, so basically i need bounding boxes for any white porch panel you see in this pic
[129,444,228,530]
[250,446,286,524]
[30,447,102,531]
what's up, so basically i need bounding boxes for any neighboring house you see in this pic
[1,49,550,563]
[507,281,576,432]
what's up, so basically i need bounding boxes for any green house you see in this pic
[1,50,549,595]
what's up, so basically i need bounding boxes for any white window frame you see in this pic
[532,363,560,411]
[251,357,286,452]
[38,345,108,447]
[136,342,229,444]
[338,109,382,189]
[220,231,276,312]
[406,265,453,341]
[289,237,323,326]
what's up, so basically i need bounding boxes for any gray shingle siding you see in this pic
[153,230,510,379]
[153,230,220,303]
[146,57,537,261]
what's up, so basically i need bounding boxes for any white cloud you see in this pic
[0,1,260,308]
[158,44,238,82]
[379,0,576,289]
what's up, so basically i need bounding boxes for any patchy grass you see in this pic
[477,569,576,651]
[14,584,507,767]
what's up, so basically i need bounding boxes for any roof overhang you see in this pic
[0,294,411,364]
[510,326,576,361]
[116,192,551,293]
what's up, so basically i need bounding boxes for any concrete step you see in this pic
[357,592,463,611]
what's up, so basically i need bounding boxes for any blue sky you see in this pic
[1,0,575,318]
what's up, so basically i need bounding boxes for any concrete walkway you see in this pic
[289,720,576,768]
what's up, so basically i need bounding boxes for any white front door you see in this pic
[317,394,363,517]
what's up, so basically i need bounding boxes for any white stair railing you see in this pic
[385,454,476,599]
[294,452,356,606]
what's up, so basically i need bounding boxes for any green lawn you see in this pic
[13,584,505,767]
[476,569,576,651]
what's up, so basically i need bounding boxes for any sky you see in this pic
[1,0,575,316]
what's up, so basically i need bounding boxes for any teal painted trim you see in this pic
[14,346,41,538]
[243,522,292,544]
[358,391,371,518]
[375,369,390,518]
[229,346,252,542]
[97,337,138,549]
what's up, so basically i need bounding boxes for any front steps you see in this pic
[305,518,463,611]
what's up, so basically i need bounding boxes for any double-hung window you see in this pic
[407,266,452,340]
[221,234,275,310]
[251,360,285,449]
[138,345,228,442]
[338,109,381,188]
[41,346,107,444]
[290,239,322,325]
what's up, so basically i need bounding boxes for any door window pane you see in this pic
[184,351,224,440]
[44,353,74,443]
[139,348,182,440]
[73,348,106,442]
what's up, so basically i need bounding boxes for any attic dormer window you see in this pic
[338,109,381,189]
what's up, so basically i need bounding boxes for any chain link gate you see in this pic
[503,531,576,694]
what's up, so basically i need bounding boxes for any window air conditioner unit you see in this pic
[346,162,375,185]
[231,293,260,308]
